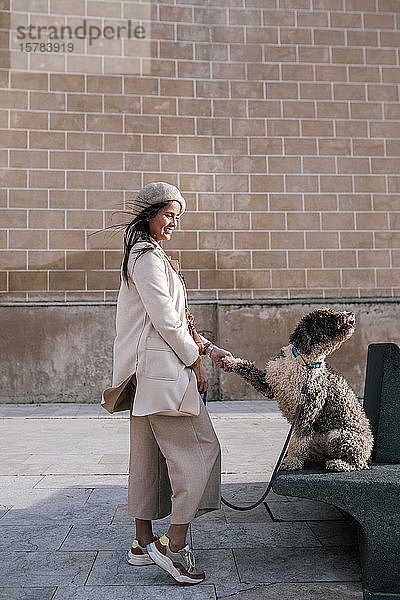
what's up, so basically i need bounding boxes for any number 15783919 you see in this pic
[19,42,75,52]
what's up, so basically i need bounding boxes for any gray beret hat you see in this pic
[131,182,186,218]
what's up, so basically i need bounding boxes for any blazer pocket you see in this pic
[146,334,172,351]
[144,349,180,381]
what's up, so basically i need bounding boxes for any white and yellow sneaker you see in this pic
[126,539,153,566]
[147,534,205,585]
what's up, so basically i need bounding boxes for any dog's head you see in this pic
[289,307,355,357]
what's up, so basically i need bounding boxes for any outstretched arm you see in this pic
[210,346,232,368]
[222,357,273,398]
[196,333,232,368]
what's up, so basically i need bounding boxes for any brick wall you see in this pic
[1,0,400,302]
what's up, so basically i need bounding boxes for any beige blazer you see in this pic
[101,240,201,417]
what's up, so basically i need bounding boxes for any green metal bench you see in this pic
[272,343,400,600]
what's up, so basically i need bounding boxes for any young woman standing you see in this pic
[102,182,231,585]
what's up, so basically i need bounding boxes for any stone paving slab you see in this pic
[223,502,273,523]
[215,582,363,599]
[42,464,129,476]
[0,402,287,486]
[60,523,166,551]
[0,454,30,462]
[0,476,43,493]
[0,464,54,476]
[0,551,97,586]
[0,524,71,551]
[17,454,128,477]
[111,503,172,526]
[86,549,239,587]
[234,546,361,583]
[109,503,135,524]
[0,402,363,599]
[99,453,127,464]
[85,487,127,504]
[1,505,116,526]
[52,585,217,600]
[0,487,91,514]
[23,456,102,465]
[33,475,128,489]
[307,520,358,546]
[214,583,256,598]
[0,401,279,418]
[0,488,119,525]
[0,404,105,419]
[0,421,130,459]
[191,521,320,549]
[221,473,276,484]
[221,484,287,503]
[194,508,227,523]
[0,587,57,600]
[267,498,345,521]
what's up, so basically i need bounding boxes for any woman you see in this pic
[102,182,231,585]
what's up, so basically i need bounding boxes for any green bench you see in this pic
[272,343,400,600]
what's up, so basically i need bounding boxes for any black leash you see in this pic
[218,368,314,511]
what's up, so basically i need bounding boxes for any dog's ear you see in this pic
[289,321,313,355]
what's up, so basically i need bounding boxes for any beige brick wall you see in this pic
[1,0,400,301]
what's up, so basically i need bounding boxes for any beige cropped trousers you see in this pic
[128,399,221,524]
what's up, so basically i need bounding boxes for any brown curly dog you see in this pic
[223,307,374,472]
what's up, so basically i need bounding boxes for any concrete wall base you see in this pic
[1,300,399,403]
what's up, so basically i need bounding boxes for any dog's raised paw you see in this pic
[221,356,241,372]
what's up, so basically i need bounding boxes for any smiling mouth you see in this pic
[164,228,174,234]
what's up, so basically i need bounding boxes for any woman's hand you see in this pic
[192,362,208,394]
[210,347,232,370]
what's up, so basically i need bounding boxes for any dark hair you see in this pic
[121,201,171,285]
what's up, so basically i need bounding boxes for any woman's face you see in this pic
[148,201,181,242]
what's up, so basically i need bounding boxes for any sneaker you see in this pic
[147,534,205,585]
[126,539,153,566]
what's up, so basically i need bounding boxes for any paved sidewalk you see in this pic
[0,401,362,599]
